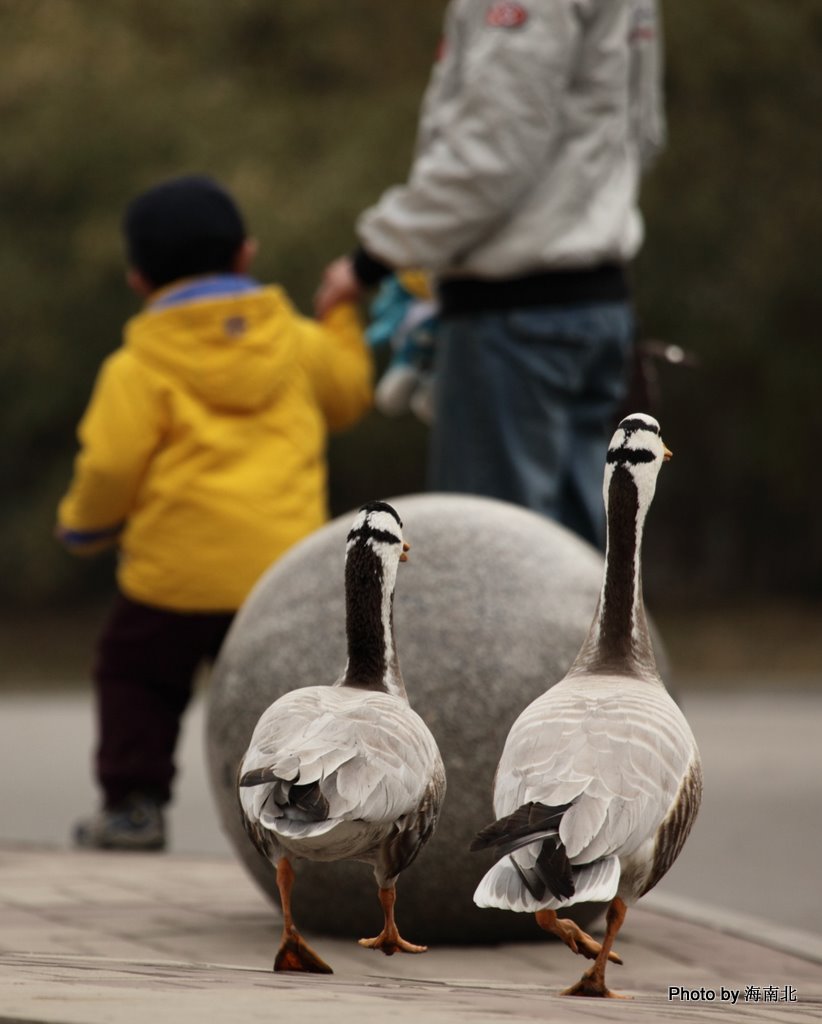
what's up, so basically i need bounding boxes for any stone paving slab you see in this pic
[0,846,820,1024]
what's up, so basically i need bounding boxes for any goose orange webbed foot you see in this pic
[358,928,427,956]
[274,931,333,974]
[562,969,631,999]
[556,897,630,998]
[535,910,623,965]
[359,886,427,955]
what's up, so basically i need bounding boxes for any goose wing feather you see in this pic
[493,677,698,866]
[240,686,441,829]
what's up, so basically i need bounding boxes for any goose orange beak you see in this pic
[400,542,410,563]
[663,445,673,461]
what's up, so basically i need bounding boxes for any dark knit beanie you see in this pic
[123,175,246,288]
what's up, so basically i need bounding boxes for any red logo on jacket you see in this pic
[486,2,529,29]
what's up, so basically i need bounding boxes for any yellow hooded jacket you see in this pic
[57,277,372,612]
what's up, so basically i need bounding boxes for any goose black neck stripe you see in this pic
[619,417,660,436]
[347,526,402,546]
[606,448,655,465]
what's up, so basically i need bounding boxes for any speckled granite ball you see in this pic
[206,493,669,944]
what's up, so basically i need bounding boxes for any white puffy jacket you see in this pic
[357,0,664,280]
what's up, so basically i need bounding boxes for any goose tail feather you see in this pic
[473,857,545,913]
[473,853,622,913]
[567,856,621,905]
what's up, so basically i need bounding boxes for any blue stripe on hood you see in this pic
[150,275,262,311]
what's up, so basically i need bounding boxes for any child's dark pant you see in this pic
[93,592,234,808]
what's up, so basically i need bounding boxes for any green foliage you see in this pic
[1,0,819,605]
[637,0,822,597]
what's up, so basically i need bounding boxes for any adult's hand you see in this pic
[314,256,363,318]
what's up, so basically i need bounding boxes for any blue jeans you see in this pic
[427,303,634,549]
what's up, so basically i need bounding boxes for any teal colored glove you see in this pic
[366,275,439,423]
[366,276,416,349]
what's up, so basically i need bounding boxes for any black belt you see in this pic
[438,263,629,316]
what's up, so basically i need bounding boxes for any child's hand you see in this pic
[315,257,363,318]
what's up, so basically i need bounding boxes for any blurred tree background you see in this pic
[1,0,820,620]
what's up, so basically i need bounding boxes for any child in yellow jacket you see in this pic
[56,174,373,850]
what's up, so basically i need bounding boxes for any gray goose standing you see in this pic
[471,413,702,998]
[238,501,445,974]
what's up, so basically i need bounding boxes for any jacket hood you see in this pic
[124,280,296,412]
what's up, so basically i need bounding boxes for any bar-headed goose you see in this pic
[472,414,702,998]
[239,501,445,974]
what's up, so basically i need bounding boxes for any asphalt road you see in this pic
[1,684,820,936]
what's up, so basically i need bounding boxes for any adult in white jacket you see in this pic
[317,0,665,548]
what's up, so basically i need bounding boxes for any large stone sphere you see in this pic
[206,493,669,944]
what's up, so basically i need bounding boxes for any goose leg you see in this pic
[273,856,333,974]
[535,909,623,965]
[561,897,630,998]
[358,885,427,955]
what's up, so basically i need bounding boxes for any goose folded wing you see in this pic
[329,710,440,822]
[241,691,440,825]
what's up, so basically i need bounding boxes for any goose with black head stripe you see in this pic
[471,414,702,998]
[238,501,445,974]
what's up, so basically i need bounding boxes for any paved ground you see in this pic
[1,845,821,1023]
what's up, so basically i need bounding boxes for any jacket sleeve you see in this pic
[296,303,374,432]
[356,2,584,272]
[56,352,167,554]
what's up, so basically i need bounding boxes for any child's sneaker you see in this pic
[73,794,166,851]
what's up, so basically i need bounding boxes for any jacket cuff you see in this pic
[56,521,124,552]
[352,246,394,288]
